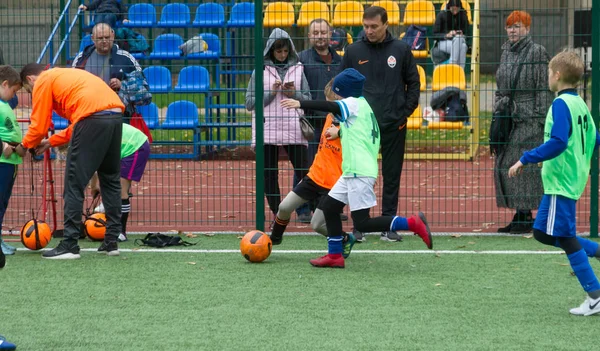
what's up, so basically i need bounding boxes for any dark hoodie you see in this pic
[341,31,420,132]
[85,0,127,22]
[433,0,469,42]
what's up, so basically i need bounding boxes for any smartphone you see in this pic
[284,81,295,86]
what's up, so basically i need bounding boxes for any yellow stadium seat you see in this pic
[417,65,426,91]
[440,0,472,25]
[297,1,330,27]
[399,32,429,59]
[332,1,364,27]
[407,104,423,129]
[263,2,295,27]
[371,1,400,25]
[402,0,436,26]
[336,33,354,57]
[427,121,464,129]
[432,64,466,91]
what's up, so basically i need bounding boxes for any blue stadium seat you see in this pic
[161,101,199,129]
[174,66,209,92]
[124,3,157,27]
[193,3,225,27]
[79,34,93,53]
[227,2,255,27]
[158,3,191,28]
[186,33,220,59]
[148,34,184,59]
[52,112,69,130]
[136,102,160,129]
[143,66,172,93]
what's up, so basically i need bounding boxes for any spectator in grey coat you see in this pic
[493,10,554,234]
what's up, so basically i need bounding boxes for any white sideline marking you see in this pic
[19,248,565,255]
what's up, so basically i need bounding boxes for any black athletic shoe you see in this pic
[353,228,365,243]
[98,241,120,256]
[42,241,81,260]
[380,231,403,242]
[270,233,283,246]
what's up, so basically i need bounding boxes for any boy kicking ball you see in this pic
[282,68,432,268]
[508,50,600,316]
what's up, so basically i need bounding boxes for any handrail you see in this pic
[52,9,83,67]
[37,0,75,64]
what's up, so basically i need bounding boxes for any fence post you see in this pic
[590,0,599,238]
[254,0,265,231]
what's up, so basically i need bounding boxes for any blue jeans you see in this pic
[94,13,118,28]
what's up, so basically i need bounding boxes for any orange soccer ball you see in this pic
[84,213,107,241]
[240,230,272,263]
[20,219,52,250]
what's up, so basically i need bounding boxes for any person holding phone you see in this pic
[432,0,468,68]
[245,28,311,226]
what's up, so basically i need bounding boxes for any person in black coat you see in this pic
[432,0,469,68]
[341,6,420,242]
[79,0,128,29]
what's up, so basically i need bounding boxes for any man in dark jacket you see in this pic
[296,19,343,222]
[341,6,420,242]
[298,19,343,161]
[72,23,144,117]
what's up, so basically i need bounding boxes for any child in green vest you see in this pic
[282,68,432,268]
[90,123,149,242]
[0,65,23,260]
[508,51,600,316]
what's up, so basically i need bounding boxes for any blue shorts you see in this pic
[533,194,577,237]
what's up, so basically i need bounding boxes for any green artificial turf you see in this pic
[1,235,599,350]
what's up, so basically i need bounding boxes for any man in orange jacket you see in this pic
[18,63,125,259]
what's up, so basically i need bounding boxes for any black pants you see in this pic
[380,127,407,216]
[264,144,308,215]
[63,115,122,245]
[319,195,393,237]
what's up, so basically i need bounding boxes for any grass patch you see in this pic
[2,235,600,350]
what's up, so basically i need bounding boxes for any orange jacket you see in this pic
[307,114,342,189]
[22,68,125,148]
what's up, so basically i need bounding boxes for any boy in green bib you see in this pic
[282,68,432,268]
[509,51,600,316]
[0,66,23,260]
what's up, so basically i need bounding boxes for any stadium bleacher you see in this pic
[73,1,475,160]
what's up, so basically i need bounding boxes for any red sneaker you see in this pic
[309,254,345,268]
[409,212,433,249]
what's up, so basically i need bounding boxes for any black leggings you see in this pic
[319,195,394,237]
[533,229,581,255]
[264,144,308,215]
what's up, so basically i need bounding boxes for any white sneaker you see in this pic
[94,202,105,213]
[569,296,600,316]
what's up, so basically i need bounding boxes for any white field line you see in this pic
[18,248,564,255]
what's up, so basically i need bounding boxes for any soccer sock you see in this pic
[576,237,600,258]
[327,236,343,256]
[391,216,409,231]
[121,198,131,234]
[567,249,600,294]
[271,216,289,238]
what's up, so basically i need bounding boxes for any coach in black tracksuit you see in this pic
[341,6,420,242]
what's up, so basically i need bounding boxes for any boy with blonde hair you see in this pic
[509,50,600,315]
[282,68,432,268]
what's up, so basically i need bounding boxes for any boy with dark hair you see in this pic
[20,63,125,259]
[282,68,432,268]
[0,65,23,257]
[271,79,356,256]
[508,51,600,316]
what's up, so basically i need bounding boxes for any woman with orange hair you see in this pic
[493,11,555,234]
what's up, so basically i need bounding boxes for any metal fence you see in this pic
[0,0,597,236]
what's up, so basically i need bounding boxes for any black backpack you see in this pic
[445,93,469,122]
[135,233,197,247]
[330,28,348,52]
